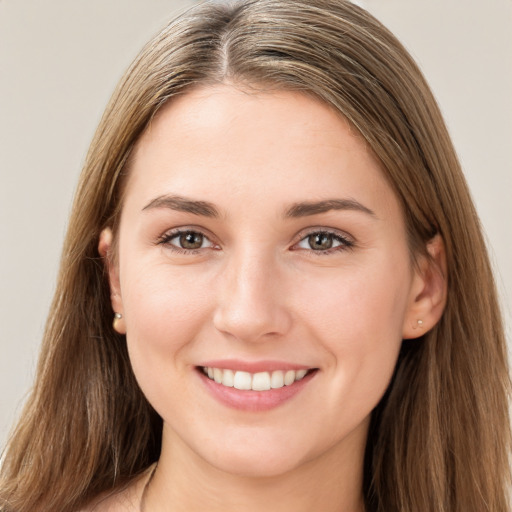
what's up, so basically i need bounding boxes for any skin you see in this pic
[97,85,446,512]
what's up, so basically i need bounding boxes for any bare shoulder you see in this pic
[79,465,156,512]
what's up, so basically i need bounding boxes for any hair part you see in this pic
[1,1,510,511]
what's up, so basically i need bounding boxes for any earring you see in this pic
[113,312,123,330]
[413,319,424,330]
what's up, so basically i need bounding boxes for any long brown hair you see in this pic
[1,1,510,510]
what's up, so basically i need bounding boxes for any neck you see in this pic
[144,423,367,512]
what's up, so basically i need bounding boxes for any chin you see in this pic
[194,429,317,479]
[207,449,306,479]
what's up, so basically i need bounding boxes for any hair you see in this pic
[1,1,510,511]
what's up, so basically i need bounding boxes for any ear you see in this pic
[402,234,447,339]
[98,227,126,334]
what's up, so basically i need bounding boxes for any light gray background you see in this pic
[1,0,511,449]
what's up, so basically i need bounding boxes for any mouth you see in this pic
[199,366,315,391]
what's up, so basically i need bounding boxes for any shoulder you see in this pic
[79,464,156,512]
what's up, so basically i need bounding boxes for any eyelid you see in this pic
[156,226,219,251]
[155,225,355,254]
[291,227,355,253]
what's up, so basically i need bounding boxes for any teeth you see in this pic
[233,371,252,390]
[284,370,295,386]
[213,368,223,384]
[270,370,284,388]
[202,367,310,391]
[222,369,234,387]
[252,372,271,391]
[296,369,308,380]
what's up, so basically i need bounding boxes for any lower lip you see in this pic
[198,369,317,412]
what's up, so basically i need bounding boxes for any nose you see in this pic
[213,250,292,343]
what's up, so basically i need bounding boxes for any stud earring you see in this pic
[113,312,123,330]
[413,319,424,330]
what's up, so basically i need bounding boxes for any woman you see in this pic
[0,0,509,511]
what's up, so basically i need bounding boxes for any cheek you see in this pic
[299,257,411,342]
[296,259,411,415]
[120,261,213,383]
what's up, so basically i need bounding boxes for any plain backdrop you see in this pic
[1,0,511,449]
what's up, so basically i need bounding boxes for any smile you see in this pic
[201,367,311,391]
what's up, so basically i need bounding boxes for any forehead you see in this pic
[124,84,399,219]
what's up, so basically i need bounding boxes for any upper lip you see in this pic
[198,359,314,373]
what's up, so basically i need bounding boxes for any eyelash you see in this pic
[157,228,217,254]
[293,229,355,255]
[157,228,354,255]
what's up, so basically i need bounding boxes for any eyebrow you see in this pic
[285,198,376,218]
[142,195,219,217]
[142,194,375,220]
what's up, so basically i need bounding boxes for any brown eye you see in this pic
[308,233,334,250]
[295,230,353,253]
[159,229,214,252]
[179,231,204,249]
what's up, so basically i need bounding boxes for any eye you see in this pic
[159,229,215,252]
[295,231,353,253]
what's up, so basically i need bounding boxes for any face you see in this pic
[103,85,428,478]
